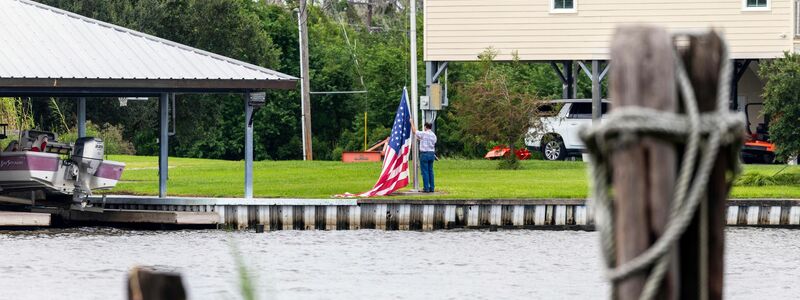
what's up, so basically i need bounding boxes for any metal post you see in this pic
[552,61,575,99]
[77,97,86,138]
[410,0,420,191]
[731,60,741,111]
[159,93,169,198]
[565,61,574,99]
[425,61,433,125]
[730,59,752,111]
[591,60,601,123]
[297,3,313,160]
[572,61,579,99]
[244,96,254,199]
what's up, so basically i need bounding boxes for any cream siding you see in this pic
[424,0,796,61]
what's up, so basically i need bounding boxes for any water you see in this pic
[0,228,798,300]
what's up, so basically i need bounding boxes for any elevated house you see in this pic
[423,0,800,128]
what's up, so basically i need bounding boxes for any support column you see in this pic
[564,61,574,99]
[572,62,579,99]
[591,60,601,123]
[425,61,433,126]
[77,97,86,138]
[244,96,254,199]
[159,93,169,198]
[730,59,752,111]
[551,61,576,99]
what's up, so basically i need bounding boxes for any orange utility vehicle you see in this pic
[741,103,777,164]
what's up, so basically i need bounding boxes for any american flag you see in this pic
[358,88,413,197]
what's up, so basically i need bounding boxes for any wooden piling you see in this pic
[610,26,678,299]
[606,28,737,299]
[127,267,186,300]
[681,32,730,300]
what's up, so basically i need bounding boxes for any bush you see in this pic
[497,156,522,170]
[331,146,344,161]
[760,52,800,160]
[735,172,800,186]
[452,49,547,170]
[60,122,136,155]
[735,173,776,186]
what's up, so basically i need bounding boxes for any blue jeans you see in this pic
[420,151,435,192]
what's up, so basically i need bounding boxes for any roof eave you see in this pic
[0,78,297,91]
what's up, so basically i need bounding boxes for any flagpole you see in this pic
[409,0,420,191]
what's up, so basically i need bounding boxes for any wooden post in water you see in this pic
[127,267,186,300]
[679,32,727,300]
[608,27,729,299]
[609,26,679,300]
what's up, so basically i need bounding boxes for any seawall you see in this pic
[86,196,800,231]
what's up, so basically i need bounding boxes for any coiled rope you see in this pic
[580,33,745,300]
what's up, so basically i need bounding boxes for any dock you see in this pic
[0,211,50,227]
[80,195,800,231]
[34,207,220,226]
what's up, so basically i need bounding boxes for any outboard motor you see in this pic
[71,137,104,205]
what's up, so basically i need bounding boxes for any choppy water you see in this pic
[0,228,797,300]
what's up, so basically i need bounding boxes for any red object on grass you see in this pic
[484,145,531,160]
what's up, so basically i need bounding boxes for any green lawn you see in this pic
[107,155,800,199]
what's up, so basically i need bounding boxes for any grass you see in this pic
[107,155,800,199]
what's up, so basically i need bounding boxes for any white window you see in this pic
[742,0,770,11]
[551,0,577,13]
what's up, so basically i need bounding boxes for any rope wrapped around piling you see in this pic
[580,33,745,300]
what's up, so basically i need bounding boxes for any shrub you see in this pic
[497,157,522,170]
[735,173,776,186]
[760,52,800,160]
[331,146,344,161]
[60,122,136,155]
[735,172,800,186]
[453,49,547,170]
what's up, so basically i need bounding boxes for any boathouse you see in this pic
[0,0,297,199]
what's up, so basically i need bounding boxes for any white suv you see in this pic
[526,99,610,161]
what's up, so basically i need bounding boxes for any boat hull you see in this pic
[0,151,125,195]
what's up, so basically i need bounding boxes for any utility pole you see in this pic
[409,0,420,191]
[367,0,374,31]
[298,0,313,160]
[349,0,375,32]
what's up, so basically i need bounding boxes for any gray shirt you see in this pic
[416,130,437,152]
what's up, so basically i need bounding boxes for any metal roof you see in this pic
[0,0,297,95]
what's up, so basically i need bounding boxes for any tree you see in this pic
[759,52,800,160]
[26,0,567,161]
[453,50,546,169]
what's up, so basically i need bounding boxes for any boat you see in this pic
[0,126,125,205]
